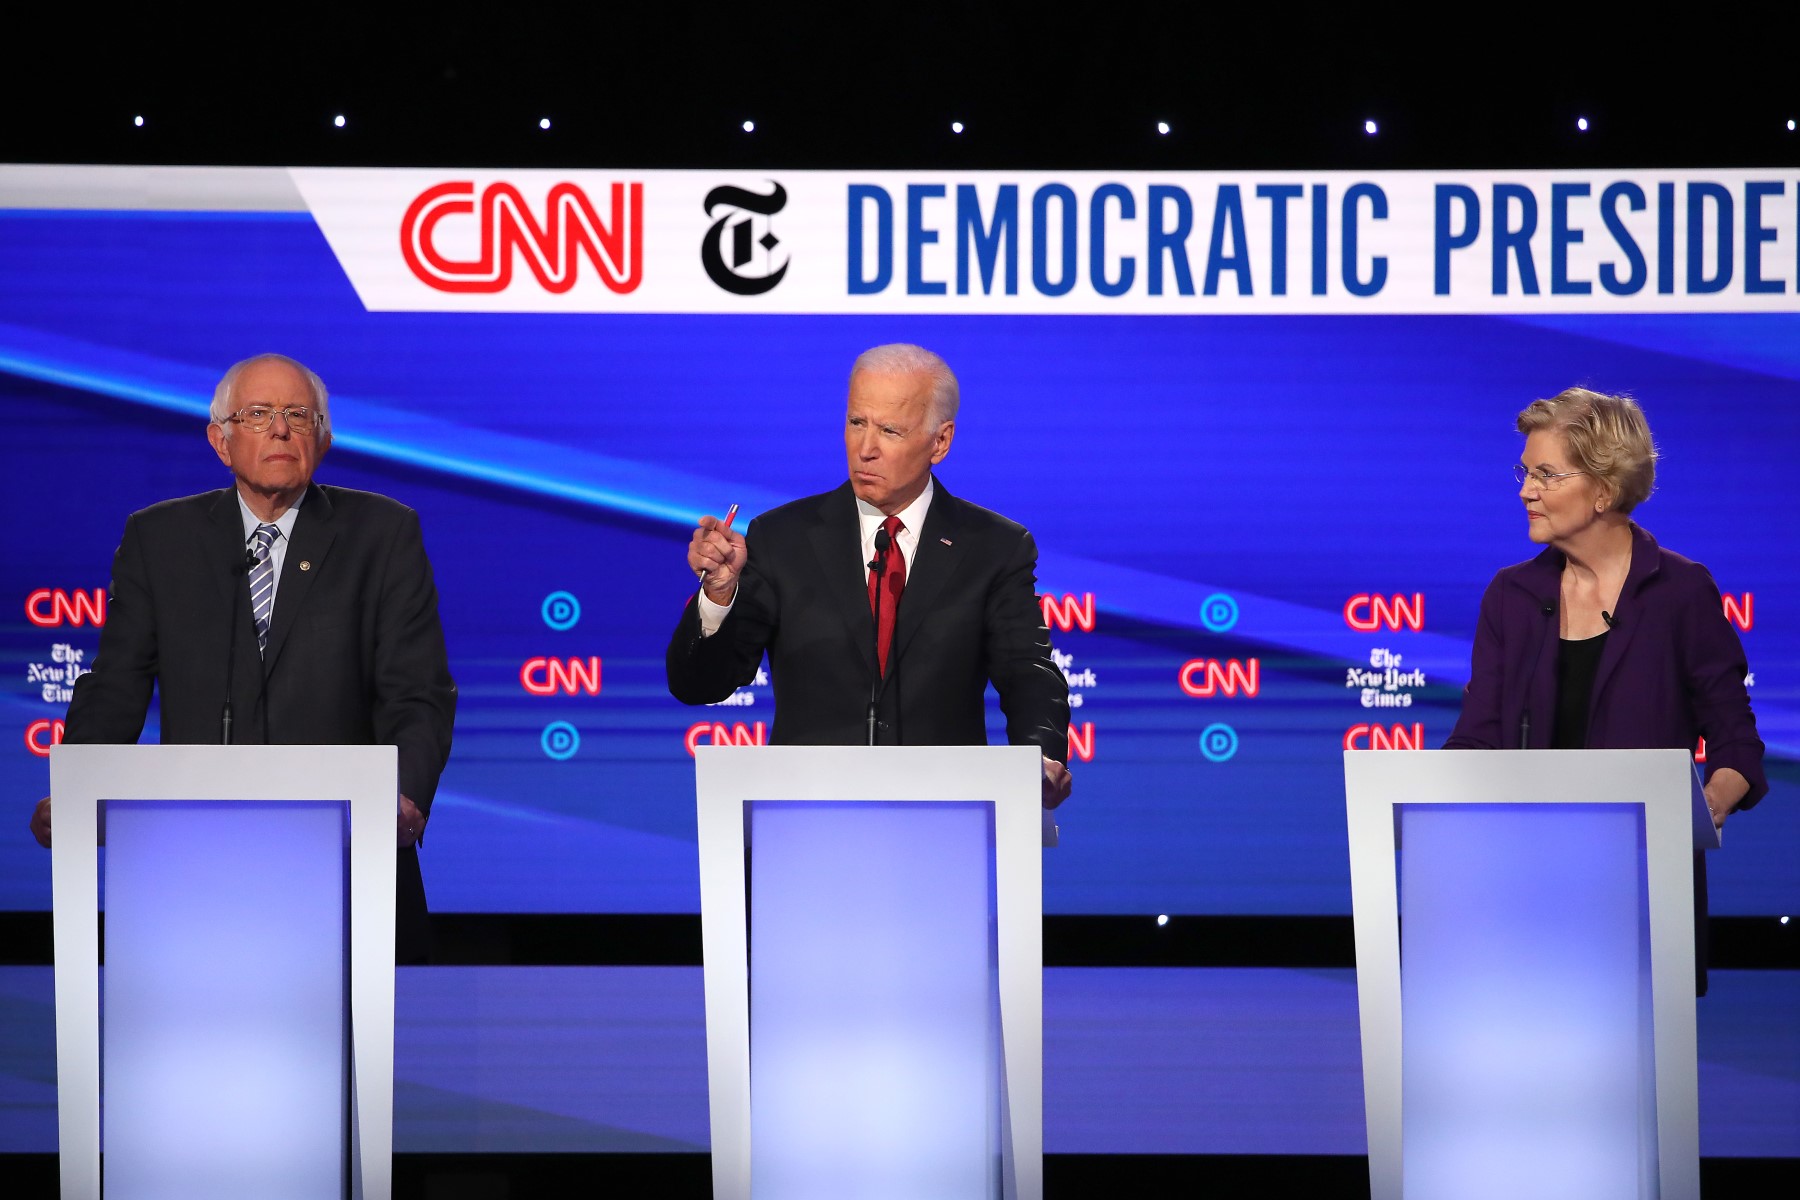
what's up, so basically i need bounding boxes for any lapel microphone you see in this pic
[866,526,892,746]
[221,544,258,744]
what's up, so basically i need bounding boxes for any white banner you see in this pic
[8,165,1797,314]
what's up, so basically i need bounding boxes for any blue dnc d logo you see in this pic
[541,721,581,761]
[1198,723,1239,763]
[1199,593,1239,633]
[542,591,581,631]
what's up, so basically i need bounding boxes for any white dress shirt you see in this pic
[698,478,936,636]
[235,488,304,613]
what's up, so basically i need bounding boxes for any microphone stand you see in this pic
[866,527,890,746]
[221,545,257,744]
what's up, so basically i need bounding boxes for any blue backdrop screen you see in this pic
[2,185,1795,917]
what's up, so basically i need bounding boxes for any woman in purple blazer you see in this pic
[1444,387,1767,991]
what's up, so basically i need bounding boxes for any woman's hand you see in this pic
[1704,767,1749,829]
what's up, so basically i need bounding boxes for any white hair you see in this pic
[850,343,960,426]
[210,353,332,441]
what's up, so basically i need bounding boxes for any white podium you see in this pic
[694,744,1044,1200]
[1344,748,1719,1200]
[49,744,399,1200]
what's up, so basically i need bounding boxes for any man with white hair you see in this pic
[668,343,1072,805]
[31,353,456,961]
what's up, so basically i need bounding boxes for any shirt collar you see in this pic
[235,487,305,542]
[855,476,935,539]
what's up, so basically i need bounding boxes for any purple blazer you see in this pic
[1444,523,1767,810]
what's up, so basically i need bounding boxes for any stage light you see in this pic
[1783,915,1791,925]
[1577,117,1589,132]
[333,114,346,128]
[951,121,964,134]
[1155,914,1169,927]
[133,115,144,128]
[1157,121,1170,135]
[742,119,755,133]
[1790,119,1797,132]
[1364,119,1378,135]
[539,118,551,130]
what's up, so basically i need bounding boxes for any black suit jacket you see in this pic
[64,483,457,961]
[667,480,1069,759]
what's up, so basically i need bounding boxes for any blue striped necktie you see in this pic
[247,524,280,656]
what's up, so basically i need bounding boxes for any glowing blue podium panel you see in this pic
[1344,749,1717,1200]
[49,744,399,1200]
[104,801,347,1200]
[695,745,1043,1200]
[749,802,998,1200]
[1399,805,1648,1199]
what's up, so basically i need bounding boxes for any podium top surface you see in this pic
[695,743,1040,804]
[50,743,398,802]
[1342,748,1716,850]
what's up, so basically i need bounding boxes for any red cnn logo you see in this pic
[1179,658,1260,698]
[1721,593,1753,631]
[1344,593,1425,632]
[686,721,768,756]
[26,588,106,628]
[520,657,603,696]
[1040,593,1096,633]
[1344,723,1425,750]
[400,181,643,294]
[25,719,65,757]
[1067,722,1095,762]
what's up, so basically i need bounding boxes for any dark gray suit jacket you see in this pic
[667,479,1069,759]
[64,483,457,960]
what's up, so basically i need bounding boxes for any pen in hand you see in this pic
[696,503,740,582]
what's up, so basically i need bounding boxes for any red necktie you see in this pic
[868,515,906,675]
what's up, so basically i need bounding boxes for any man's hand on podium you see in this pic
[1042,758,1071,810]
[30,795,51,848]
[398,794,427,848]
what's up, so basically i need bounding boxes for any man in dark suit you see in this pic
[667,343,1072,805]
[30,353,456,961]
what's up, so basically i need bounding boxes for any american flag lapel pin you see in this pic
[940,537,953,546]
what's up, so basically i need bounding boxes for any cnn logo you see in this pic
[1179,659,1260,698]
[686,721,767,755]
[401,180,643,294]
[1040,593,1095,633]
[26,588,106,628]
[1344,593,1424,632]
[1344,723,1425,750]
[520,657,603,696]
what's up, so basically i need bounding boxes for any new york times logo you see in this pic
[702,182,789,295]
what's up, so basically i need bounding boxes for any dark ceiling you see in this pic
[4,3,1796,170]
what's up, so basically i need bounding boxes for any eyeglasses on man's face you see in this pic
[223,406,318,434]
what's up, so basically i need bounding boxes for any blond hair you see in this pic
[1517,387,1658,512]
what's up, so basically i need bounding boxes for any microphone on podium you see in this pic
[866,527,892,745]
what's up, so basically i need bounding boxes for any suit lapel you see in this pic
[889,481,964,672]
[1588,524,1656,720]
[1510,548,1561,749]
[208,488,267,716]
[808,484,878,679]
[262,484,338,676]
[208,488,249,607]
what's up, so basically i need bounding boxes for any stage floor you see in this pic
[1,964,1794,1157]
